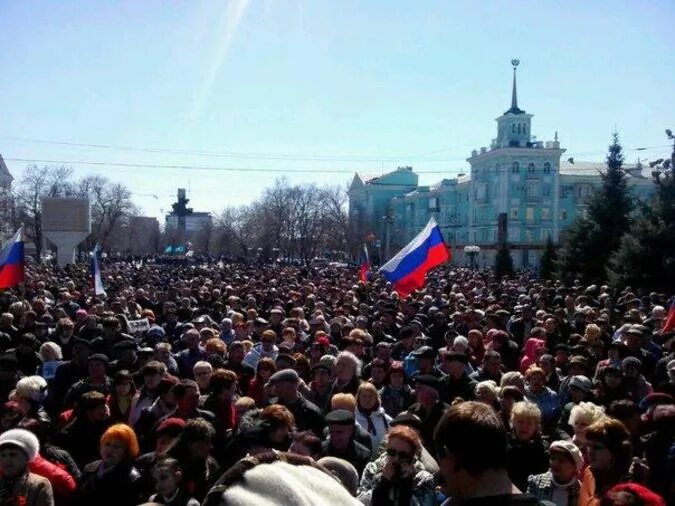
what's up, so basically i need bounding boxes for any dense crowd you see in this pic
[0,258,672,506]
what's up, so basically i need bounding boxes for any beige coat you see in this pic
[0,471,54,506]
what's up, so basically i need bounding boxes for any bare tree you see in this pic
[77,176,136,249]
[14,165,74,260]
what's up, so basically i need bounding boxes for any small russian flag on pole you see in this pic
[91,243,106,297]
[662,300,675,334]
[359,244,371,283]
[0,227,25,289]
[379,217,451,297]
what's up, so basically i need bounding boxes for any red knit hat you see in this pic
[604,483,666,506]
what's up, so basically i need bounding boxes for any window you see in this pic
[523,124,527,134]
[561,209,568,220]
[517,124,521,134]
[526,181,540,198]
[525,229,534,242]
[542,185,550,197]
[528,163,535,173]
[526,208,534,222]
[542,208,550,220]
[544,162,551,174]
[510,207,519,219]
[512,162,520,173]
[512,124,516,133]
[428,197,438,211]
[476,183,487,200]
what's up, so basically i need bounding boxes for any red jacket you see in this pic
[30,454,77,506]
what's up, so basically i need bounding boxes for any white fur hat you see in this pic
[220,460,361,505]
[0,429,40,462]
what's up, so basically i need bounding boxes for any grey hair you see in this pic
[337,350,362,377]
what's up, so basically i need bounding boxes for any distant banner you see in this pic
[128,318,150,334]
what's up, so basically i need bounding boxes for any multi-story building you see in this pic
[0,155,14,240]
[348,63,656,269]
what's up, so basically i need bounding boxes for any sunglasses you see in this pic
[386,448,413,461]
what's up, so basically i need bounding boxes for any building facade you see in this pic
[0,155,14,240]
[348,64,656,269]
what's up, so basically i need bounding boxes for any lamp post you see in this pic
[464,245,481,270]
[381,214,394,262]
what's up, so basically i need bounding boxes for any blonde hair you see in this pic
[569,401,606,427]
[39,341,63,361]
[475,380,499,401]
[234,396,256,410]
[231,312,245,325]
[510,401,542,424]
[356,382,380,409]
[331,393,356,412]
[15,376,48,403]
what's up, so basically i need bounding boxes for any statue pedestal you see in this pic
[43,231,89,266]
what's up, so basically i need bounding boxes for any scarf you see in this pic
[358,407,378,435]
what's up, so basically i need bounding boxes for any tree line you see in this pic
[10,167,355,266]
[539,131,675,293]
[185,178,355,265]
[12,165,136,259]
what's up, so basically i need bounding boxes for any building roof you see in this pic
[559,161,650,179]
[0,155,14,184]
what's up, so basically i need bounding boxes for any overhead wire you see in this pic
[0,135,669,164]
[3,155,668,176]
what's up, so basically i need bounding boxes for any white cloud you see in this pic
[187,0,251,123]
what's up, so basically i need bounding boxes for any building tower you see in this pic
[466,60,565,268]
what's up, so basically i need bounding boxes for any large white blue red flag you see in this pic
[379,217,451,297]
[91,243,106,296]
[0,227,24,289]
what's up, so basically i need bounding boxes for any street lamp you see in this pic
[464,245,481,270]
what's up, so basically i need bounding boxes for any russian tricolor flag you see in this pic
[359,244,371,283]
[91,243,106,297]
[379,217,450,297]
[0,228,25,289]
[662,300,675,334]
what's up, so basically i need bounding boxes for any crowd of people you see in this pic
[0,257,672,506]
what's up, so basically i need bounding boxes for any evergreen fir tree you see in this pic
[495,244,514,278]
[558,132,634,283]
[608,166,675,291]
[539,235,557,280]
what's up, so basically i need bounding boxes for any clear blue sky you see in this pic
[1,0,673,220]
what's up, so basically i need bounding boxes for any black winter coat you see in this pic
[73,460,143,506]
[506,433,549,492]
